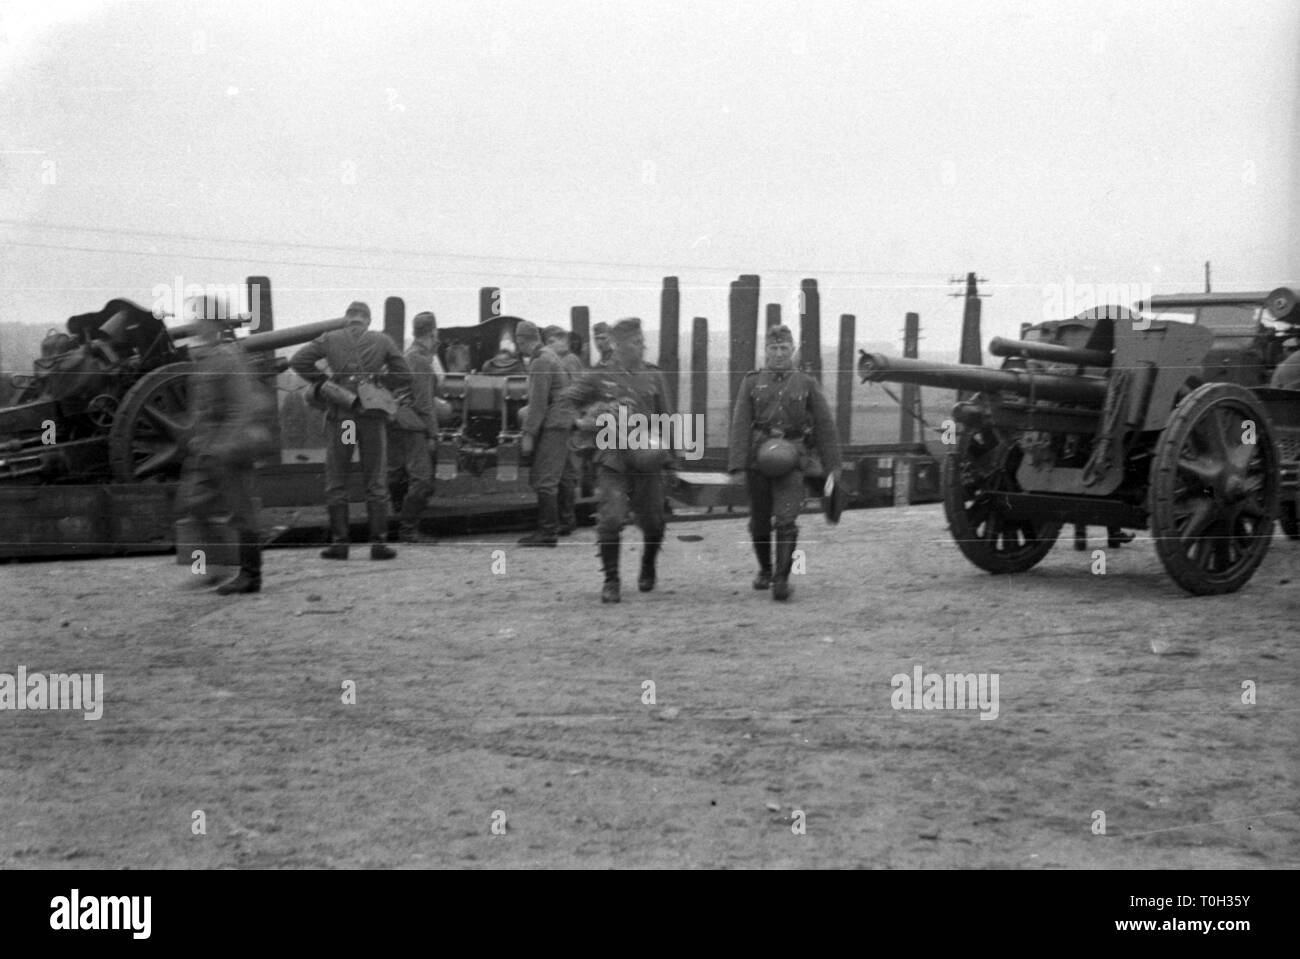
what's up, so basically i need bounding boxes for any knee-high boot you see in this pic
[557,483,577,536]
[369,501,396,560]
[518,493,559,546]
[772,526,798,601]
[751,532,773,590]
[639,537,661,593]
[599,540,621,603]
[217,529,262,594]
[321,504,349,560]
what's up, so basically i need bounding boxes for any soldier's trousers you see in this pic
[746,468,804,538]
[324,413,389,510]
[388,427,434,522]
[596,465,665,543]
[178,455,259,533]
[529,428,575,496]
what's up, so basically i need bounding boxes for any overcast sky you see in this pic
[2,0,1297,361]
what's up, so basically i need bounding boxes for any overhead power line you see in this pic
[1,239,960,291]
[0,217,950,279]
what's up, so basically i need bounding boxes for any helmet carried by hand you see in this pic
[755,438,800,478]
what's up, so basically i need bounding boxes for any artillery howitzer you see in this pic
[1,276,351,486]
[857,288,1300,595]
[426,314,533,482]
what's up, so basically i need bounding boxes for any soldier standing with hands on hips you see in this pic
[728,324,841,601]
[290,301,411,560]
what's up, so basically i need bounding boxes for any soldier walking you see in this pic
[388,311,440,543]
[177,295,275,594]
[728,324,840,601]
[290,301,411,560]
[518,325,578,546]
[562,318,675,603]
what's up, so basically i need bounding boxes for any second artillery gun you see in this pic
[857,287,1300,595]
[1,276,352,486]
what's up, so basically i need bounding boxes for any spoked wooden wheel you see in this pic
[1149,383,1278,595]
[943,423,1061,574]
[108,362,195,482]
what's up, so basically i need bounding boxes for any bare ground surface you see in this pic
[1,504,1297,869]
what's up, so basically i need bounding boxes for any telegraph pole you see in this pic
[949,272,989,401]
[900,312,922,444]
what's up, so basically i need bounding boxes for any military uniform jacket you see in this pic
[189,341,273,462]
[727,368,841,474]
[560,361,676,471]
[394,342,439,435]
[289,328,411,421]
[522,347,576,435]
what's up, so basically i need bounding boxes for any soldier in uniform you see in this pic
[177,295,275,594]
[561,318,675,603]
[728,324,841,601]
[548,325,585,535]
[518,325,577,546]
[290,301,411,560]
[388,311,440,544]
[591,321,614,367]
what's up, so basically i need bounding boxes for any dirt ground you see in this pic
[1,504,1296,869]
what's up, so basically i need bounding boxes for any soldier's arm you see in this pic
[650,370,684,471]
[727,374,756,472]
[381,336,412,387]
[558,371,610,415]
[807,381,842,473]
[289,337,328,384]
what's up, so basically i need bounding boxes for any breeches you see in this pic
[596,466,664,542]
[529,428,575,496]
[325,414,388,508]
[178,456,259,532]
[746,468,804,537]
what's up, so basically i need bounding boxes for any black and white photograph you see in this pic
[0,0,1296,908]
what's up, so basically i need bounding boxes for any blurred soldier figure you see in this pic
[518,325,577,546]
[551,325,583,375]
[290,301,411,561]
[388,310,440,544]
[728,324,841,601]
[591,321,614,367]
[561,318,675,603]
[177,295,274,594]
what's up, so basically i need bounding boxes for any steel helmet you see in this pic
[755,438,800,477]
[626,434,672,472]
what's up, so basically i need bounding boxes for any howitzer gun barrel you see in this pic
[988,337,1112,368]
[1146,290,1273,311]
[857,352,1108,405]
[237,316,353,353]
[168,315,252,341]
